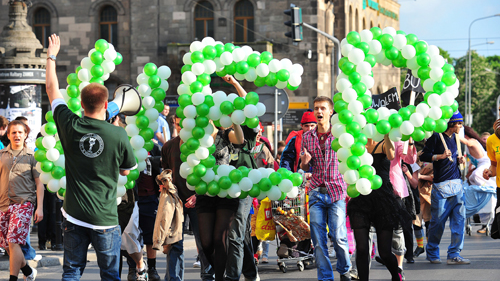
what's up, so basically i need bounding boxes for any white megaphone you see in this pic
[106,84,142,121]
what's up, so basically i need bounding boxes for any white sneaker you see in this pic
[193,260,201,268]
[328,248,336,258]
[34,254,42,261]
[24,266,37,281]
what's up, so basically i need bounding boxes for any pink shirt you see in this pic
[389,141,417,198]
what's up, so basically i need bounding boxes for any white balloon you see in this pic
[217,165,231,177]
[427,94,442,108]
[353,114,367,128]
[126,124,140,137]
[341,44,354,57]
[103,48,117,61]
[130,135,145,150]
[201,60,216,75]
[231,110,246,125]
[191,63,205,75]
[232,48,245,62]
[209,106,223,121]
[339,133,355,148]
[338,162,348,174]
[356,61,372,76]
[220,52,234,65]
[256,103,266,117]
[118,175,128,186]
[348,100,364,115]
[182,118,196,131]
[356,178,372,195]
[239,177,253,192]
[244,68,258,82]
[35,162,42,173]
[429,67,444,81]
[202,37,216,46]
[288,75,302,87]
[244,105,258,118]
[40,172,52,184]
[377,107,391,121]
[187,154,200,167]
[180,162,192,178]
[138,84,152,97]
[348,48,365,65]
[88,48,96,57]
[256,63,270,77]
[220,115,232,128]
[382,27,397,36]
[213,91,228,104]
[134,148,148,162]
[401,45,416,60]
[331,114,340,125]
[337,148,352,162]
[336,78,352,93]
[202,85,212,95]
[78,69,91,82]
[372,130,384,142]
[200,134,214,147]
[368,40,382,55]
[278,179,293,193]
[181,71,197,85]
[183,105,197,119]
[430,55,445,69]
[389,128,402,142]
[266,185,281,201]
[400,121,415,135]
[47,179,61,193]
[42,136,56,149]
[410,112,424,127]
[362,123,376,139]
[332,123,347,138]
[59,176,66,189]
[116,185,126,198]
[248,169,262,184]
[428,107,443,120]
[427,45,440,57]
[142,96,156,109]
[344,169,360,185]
[281,58,293,70]
[359,152,374,166]
[156,65,171,79]
[393,34,407,50]
[360,76,375,89]
[416,103,430,117]
[228,184,242,198]
[148,121,158,132]
[102,60,115,73]
[342,88,358,103]
[360,29,373,42]
[290,64,304,76]
[201,169,215,182]
[177,84,190,95]
[179,129,193,142]
[287,186,299,199]
[46,148,60,162]
[183,52,193,65]
[81,57,94,69]
[423,79,437,92]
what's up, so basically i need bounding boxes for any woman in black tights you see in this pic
[347,134,408,281]
[195,124,243,281]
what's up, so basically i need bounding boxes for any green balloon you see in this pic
[433,81,446,94]
[254,76,266,87]
[398,107,411,121]
[233,97,245,110]
[347,184,360,198]
[365,108,379,123]
[406,33,418,45]
[441,72,457,86]
[355,134,368,145]
[401,134,410,141]
[224,63,236,75]
[442,63,455,73]
[346,155,361,170]
[57,188,66,197]
[139,128,154,140]
[224,43,235,52]
[45,122,57,135]
[388,113,403,128]
[136,115,149,129]
[208,144,216,155]
[385,47,399,60]
[34,149,47,162]
[204,95,215,107]
[290,173,303,186]
[417,53,431,67]
[144,140,154,152]
[333,93,343,103]
[35,137,44,150]
[197,73,211,86]
[54,141,63,154]
[180,153,187,162]
[192,127,205,139]
[90,51,104,65]
[414,41,428,55]
[202,45,217,60]
[269,172,282,185]
[176,107,186,119]
[144,63,158,76]
[418,66,431,81]
[277,69,290,82]
[190,81,203,93]
[195,182,208,195]
[151,88,166,102]
[340,61,355,75]
[207,181,220,196]
[89,77,104,85]
[67,98,81,112]
[364,55,377,67]
[346,31,361,45]
[357,95,372,109]
[339,109,354,125]
[376,120,391,134]
[339,57,349,68]
[247,53,261,67]
[441,106,453,119]
[370,175,383,190]
[259,178,272,192]
[346,121,361,136]
[236,61,250,74]
[194,164,207,177]
[331,138,342,152]
[379,34,394,49]
[127,169,140,181]
[265,72,278,87]
[356,42,370,55]
[215,44,225,56]
[229,169,243,183]
[334,100,348,114]
[246,117,259,129]
[352,82,367,96]
[287,84,299,91]
[350,142,366,156]
[248,184,261,198]
[451,100,459,112]
[153,100,164,113]
[219,176,232,190]
[75,66,82,74]
[95,39,109,53]
[422,117,436,132]
[180,143,191,155]
[41,161,54,172]
[196,116,209,128]
[187,174,201,186]
[392,53,407,68]
[148,75,161,88]
[412,127,425,142]
[191,51,204,63]
[113,52,123,65]
[181,64,192,74]
[200,155,216,168]
[237,166,250,177]
[125,180,136,190]
[435,119,448,133]
[186,138,200,151]
[196,104,210,117]
[67,85,79,98]
[348,72,362,85]
[220,101,234,115]
[359,165,374,179]
[91,65,104,77]
[45,112,53,123]
[370,27,382,39]
[245,92,259,105]
[216,69,227,77]
[260,51,273,64]
[178,94,192,107]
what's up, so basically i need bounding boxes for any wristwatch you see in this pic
[47,55,56,61]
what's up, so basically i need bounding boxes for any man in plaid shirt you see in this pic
[300,96,351,281]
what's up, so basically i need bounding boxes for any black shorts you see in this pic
[195,195,239,213]
[138,195,159,245]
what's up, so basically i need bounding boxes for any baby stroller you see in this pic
[463,180,497,236]
[272,188,315,273]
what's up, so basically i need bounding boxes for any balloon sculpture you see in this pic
[176,37,305,201]
[34,39,171,201]
[331,27,459,198]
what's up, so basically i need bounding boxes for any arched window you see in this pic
[355,9,359,32]
[362,18,366,30]
[100,6,118,46]
[194,1,214,39]
[33,8,50,48]
[234,0,254,42]
[370,21,374,29]
[348,6,353,33]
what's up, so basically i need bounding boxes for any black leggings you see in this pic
[197,209,235,281]
[353,227,401,281]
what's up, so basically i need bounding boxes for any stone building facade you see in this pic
[0,0,400,112]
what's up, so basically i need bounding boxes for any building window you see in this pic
[355,9,359,32]
[348,6,353,33]
[362,18,366,30]
[100,6,118,46]
[370,21,374,29]
[194,1,214,39]
[33,8,50,48]
[234,0,254,42]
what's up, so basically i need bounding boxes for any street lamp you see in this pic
[466,14,500,126]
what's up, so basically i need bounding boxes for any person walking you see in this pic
[280,110,317,172]
[300,96,351,281]
[419,111,468,265]
[45,34,138,280]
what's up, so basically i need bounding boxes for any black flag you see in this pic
[401,70,425,106]
[371,87,401,110]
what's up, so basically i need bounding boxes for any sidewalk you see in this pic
[0,230,198,271]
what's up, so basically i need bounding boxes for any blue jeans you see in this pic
[225,197,258,281]
[426,187,465,261]
[166,206,214,281]
[62,220,121,281]
[21,231,37,260]
[309,191,351,280]
[261,240,269,259]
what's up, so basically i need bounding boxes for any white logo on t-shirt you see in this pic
[79,133,104,158]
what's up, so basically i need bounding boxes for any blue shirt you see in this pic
[154,116,170,146]
[420,132,461,183]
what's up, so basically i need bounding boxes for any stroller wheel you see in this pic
[279,263,287,273]
[297,261,304,271]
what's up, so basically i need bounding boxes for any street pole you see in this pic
[274,88,279,158]
[468,14,500,126]
[301,22,341,97]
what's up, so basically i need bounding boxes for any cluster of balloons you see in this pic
[34,39,123,200]
[181,38,303,91]
[332,27,460,198]
[177,37,304,200]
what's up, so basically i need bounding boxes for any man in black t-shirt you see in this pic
[46,34,137,281]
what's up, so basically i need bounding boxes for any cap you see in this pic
[301,110,317,124]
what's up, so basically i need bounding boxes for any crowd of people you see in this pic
[1,33,499,281]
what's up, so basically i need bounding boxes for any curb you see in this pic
[0,255,63,270]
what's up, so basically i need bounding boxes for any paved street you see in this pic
[1,224,499,281]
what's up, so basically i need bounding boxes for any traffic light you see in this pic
[284,4,303,42]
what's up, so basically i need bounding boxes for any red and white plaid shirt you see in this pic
[301,128,347,202]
